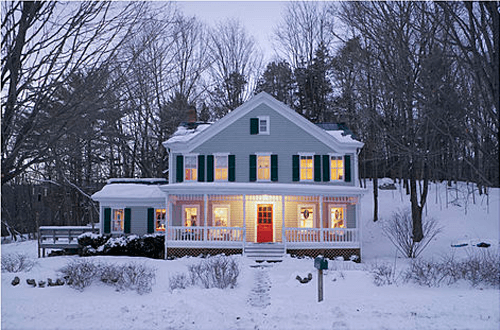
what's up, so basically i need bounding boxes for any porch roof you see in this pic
[91,183,166,205]
[160,182,366,197]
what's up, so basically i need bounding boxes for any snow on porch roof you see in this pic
[91,182,166,202]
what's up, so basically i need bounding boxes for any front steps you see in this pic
[244,243,285,262]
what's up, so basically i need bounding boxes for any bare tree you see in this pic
[208,19,263,117]
[1,1,144,185]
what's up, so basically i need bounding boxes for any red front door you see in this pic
[257,204,273,243]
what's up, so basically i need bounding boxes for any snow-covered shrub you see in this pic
[187,255,240,289]
[1,253,36,273]
[169,273,189,291]
[404,249,499,288]
[77,234,164,259]
[370,263,398,286]
[403,259,447,287]
[382,208,442,258]
[117,263,156,294]
[61,260,156,293]
[59,260,99,290]
[78,233,109,251]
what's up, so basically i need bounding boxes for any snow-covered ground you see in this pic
[2,181,499,330]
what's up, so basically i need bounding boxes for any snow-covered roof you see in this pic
[91,183,166,205]
[165,123,212,144]
[107,178,167,185]
[325,130,360,144]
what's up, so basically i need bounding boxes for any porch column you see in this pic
[204,194,208,241]
[243,194,246,251]
[319,196,323,242]
[164,194,170,259]
[282,195,286,248]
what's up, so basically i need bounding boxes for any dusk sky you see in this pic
[179,1,288,61]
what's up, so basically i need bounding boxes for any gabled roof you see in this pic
[163,92,363,152]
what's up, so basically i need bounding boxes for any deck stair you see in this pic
[244,243,285,262]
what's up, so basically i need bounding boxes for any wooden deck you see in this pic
[38,226,99,257]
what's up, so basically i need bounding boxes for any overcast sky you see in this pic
[178,1,289,61]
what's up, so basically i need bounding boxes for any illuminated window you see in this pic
[112,209,124,233]
[215,155,228,181]
[299,206,314,228]
[258,155,270,181]
[300,155,313,181]
[213,206,229,227]
[183,206,199,227]
[330,156,344,181]
[184,155,197,181]
[330,207,345,228]
[155,209,166,232]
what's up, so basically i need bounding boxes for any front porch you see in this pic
[163,186,363,259]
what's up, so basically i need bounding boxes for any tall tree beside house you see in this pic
[208,19,263,118]
[255,60,296,107]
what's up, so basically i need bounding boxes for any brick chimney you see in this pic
[187,106,197,123]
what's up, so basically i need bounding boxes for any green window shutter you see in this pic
[207,155,214,182]
[147,208,155,234]
[322,155,330,181]
[176,155,184,183]
[228,155,236,182]
[250,118,259,135]
[271,154,278,182]
[249,154,257,182]
[344,155,351,182]
[292,155,299,181]
[314,155,321,182]
[104,208,111,234]
[124,208,131,234]
[198,155,205,182]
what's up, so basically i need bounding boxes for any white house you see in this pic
[92,92,365,261]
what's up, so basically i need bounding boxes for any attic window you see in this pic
[250,116,270,135]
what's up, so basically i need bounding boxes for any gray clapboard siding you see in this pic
[131,207,149,236]
[169,103,356,186]
[346,204,356,228]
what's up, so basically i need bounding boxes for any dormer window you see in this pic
[250,116,270,135]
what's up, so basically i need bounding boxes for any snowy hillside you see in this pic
[2,180,499,330]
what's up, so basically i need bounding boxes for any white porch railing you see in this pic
[285,228,358,243]
[167,226,244,242]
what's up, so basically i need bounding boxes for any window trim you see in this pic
[184,154,198,182]
[256,153,272,182]
[297,204,316,228]
[212,204,231,227]
[111,208,124,233]
[214,153,229,182]
[182,204,201,227]
[329,153,345,182]
[329,205,346,228]
[299,153,315,182]
[257,116,270,135]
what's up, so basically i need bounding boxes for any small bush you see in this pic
[169,273,189,291]
[371,263,397,286]
[382,208,442,258]
[1,253,36,273]
[59,259,99,290]
[403,249,499,288]
[170,255,240,291]
[60,260,156,294]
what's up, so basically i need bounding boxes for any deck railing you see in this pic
[285,228,358,243]
[167,226,244,242]
[38,226,99,257]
